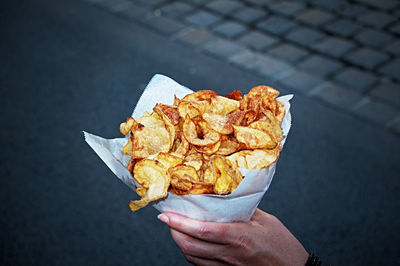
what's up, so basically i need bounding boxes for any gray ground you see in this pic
[1,0,399,265]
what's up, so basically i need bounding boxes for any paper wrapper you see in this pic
[84,74,293,222]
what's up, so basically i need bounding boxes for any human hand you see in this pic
[158,209,308,266]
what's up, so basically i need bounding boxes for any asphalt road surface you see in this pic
[1,0,399,265]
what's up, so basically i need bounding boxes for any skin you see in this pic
[158,209,308,266]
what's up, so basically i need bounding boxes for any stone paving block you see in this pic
[237,30,278,51]
[184,10,222,27]
[337,3,367,18]
[379,59,400,81]
[308,0,346,11]
[257,15,297,35]
[324,19,362,37]
[232,7,267,24]
[160,2,194,17]
[278,70,324,94]
[203,38,246,58]
[268,43,309,63]
[354,29,393,48]
[212,20,247,38]
[345,48,390,70]
[228,50,293,79]
[313,37,356,58]
[296,8,334,26]
[352,98,400,125]
[298,55,343,77]
[205,0,244,15]
[384,40,400,56]
[285,27,326,47]
[334,67,378,92]
[369,82,400,107]
[354,0,398,10]
[145,15,187,36]
[311,82,364,109]
[254,54,293,79]
[268,1,305,16]
[389,22,400,35]
[228,49,259,69]
[177,28,216,47]
[357,11,397,28]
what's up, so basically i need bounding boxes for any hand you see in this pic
[158,209,308,266]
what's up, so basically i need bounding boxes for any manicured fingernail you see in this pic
[157,214,169,225]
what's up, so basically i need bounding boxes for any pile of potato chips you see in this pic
[120,86,285,212]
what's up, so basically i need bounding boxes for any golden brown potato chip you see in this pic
[263,110,283,142]
[183,116,220,146]
[232,125,277,149]
[225,90,243,101]
[183,149,203,171]
[182,90,218,102]
[178,101,201,119]
[154,104,176,150]
[215,135,241,155]
[241,86,279,111]
[171,131,189,156]
[122,134,133,155]
[227,148,279,169]
[120,117,137,135]
[132,112,171,159]
[147,152,183,170]
[275,100,285,124]
[130,159,170,212]
[154,103,180,125]
[249,120,278,144]
[211,157,232,194]
[202,110,245,135]
[189,183,214,194]
[194,141,221,156]
[191,96,240,116]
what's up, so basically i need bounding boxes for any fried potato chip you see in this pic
[241,85,279,111]
[211,157,232,194]
[189,183,214,194]
[183,116,220,146]
[191,96,240,116]
[120,117,137,135]
[122,134,133,155]
[263,110,283,142]
[178,101,201,119]
[194,141,221,156]
[182,90,218,102]
[227,148,279,170]
[275,100,285,125]
[132,112,171,159]
[129,159,170,212]
[215,135,241,155]
[169,165,200,193]
[232,125,277,149]
[183,149,203,171]
[225,90,242,101]
[202,110,245,135]
[154,103,180,125]
[147,152,183,170]
[171,131,190,156]
[249,120,278,144]
[154,104,176,150]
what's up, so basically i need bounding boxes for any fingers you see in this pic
[184,255,227,266]
[170,229,227,259]
[158,212,234,244]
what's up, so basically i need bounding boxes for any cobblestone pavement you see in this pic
[86,0,400,134]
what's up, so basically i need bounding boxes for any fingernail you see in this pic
[157,214,169,225]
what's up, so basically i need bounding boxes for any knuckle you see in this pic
[179,238,194,254]
[197,225,211,239]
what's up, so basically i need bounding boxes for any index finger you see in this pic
[158,212,236,244]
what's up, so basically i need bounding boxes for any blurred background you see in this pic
[1,0,399,265]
